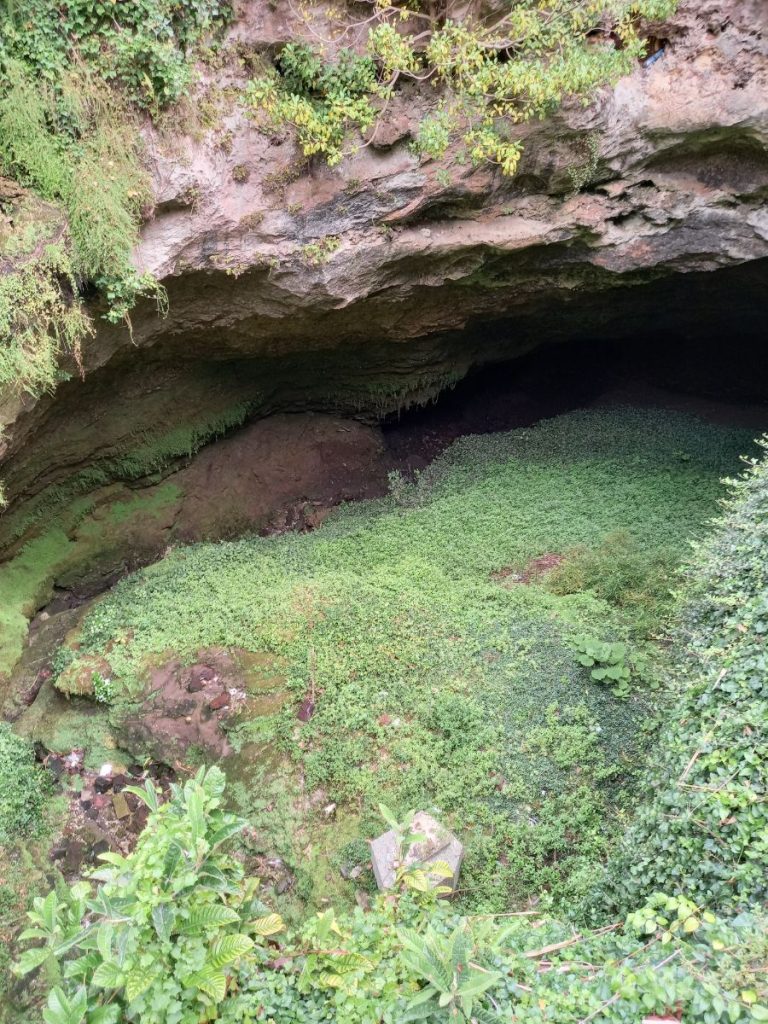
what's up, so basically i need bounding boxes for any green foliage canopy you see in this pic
[247,0,677,170]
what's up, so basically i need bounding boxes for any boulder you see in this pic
[370,811,463,894]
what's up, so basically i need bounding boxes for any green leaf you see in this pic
[91,960,123,989]
[124,783,159,813]
[125,969,154,1004]
[182,905,240,933]
[42,986,87,1024]
[152,903,175,942]
[209,933,254,969]
[187,965,228,1002]
[14,945,50,976]
[186,788,205,842]
[209,819,246,849]
[252,913,284,937]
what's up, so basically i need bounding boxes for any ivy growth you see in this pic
[0,0,231,394]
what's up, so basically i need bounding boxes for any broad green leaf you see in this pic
[152,903,175,942]
[182,905,240,933]
[124,783,159,812]
[14,945,50,976]
[252,913,284,937]
[125,969,154,1003]
[91,960,123,989]
[209,933,254,969]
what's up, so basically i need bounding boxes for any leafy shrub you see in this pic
[247,0,678,172]
[16,766,283,1023]
[571,635,632,696]
[548,529,679,628]
[0,0,229,393]
[0,722,51,843]
[18,768,768,1023]
[599,443,768,917]
[247,44,377,166]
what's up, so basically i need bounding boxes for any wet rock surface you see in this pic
[114,647,288,767]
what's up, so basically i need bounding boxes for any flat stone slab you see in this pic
[370,811,463,893]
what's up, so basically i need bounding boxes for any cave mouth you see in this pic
[3,260,768,930]
[382,321,768,474]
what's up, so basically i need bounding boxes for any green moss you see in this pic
[1,402,252,549]
[0,528,73,679]
[61,407,757,914]
[0,483,181,679]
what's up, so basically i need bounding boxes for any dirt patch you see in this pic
[114,647,288,768]
[173,413,390,542]
[492,553,565,586]
[43,752,176,878]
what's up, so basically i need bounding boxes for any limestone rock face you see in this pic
[1,0,767,527]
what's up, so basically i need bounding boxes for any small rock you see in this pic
[130,805,149,834]
[33,741,49,762]
[47,755,65,780]
[112,773,128,793]
[94,775,113,794]
[323,802,337,818]
[355,890,371,912]
[128,763,143,777]
[370,811,464,894]
[92,793,111,812]
[112,792,131,819]
[297,697,315,722]
[51,839,86,874]
[91,839,110,859]
[275,875,293,895]
[349,865,363,880]
[188,665,215,691]
[98,762,113,777]
[209,691,230,711]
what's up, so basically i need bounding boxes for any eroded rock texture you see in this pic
[1,0,767,530]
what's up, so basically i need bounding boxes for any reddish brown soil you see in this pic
[492,553,565,586]
[173,413,391,541]
[115,647,288,768]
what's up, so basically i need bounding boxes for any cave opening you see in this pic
[3,259,768,977]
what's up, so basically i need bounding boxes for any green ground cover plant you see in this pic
[598,438,768,917]
[55,407,757,915]
[0,722,51,844]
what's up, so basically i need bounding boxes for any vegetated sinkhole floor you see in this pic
[12,361,766,926]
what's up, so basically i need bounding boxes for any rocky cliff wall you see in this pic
[1,0,767,533]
